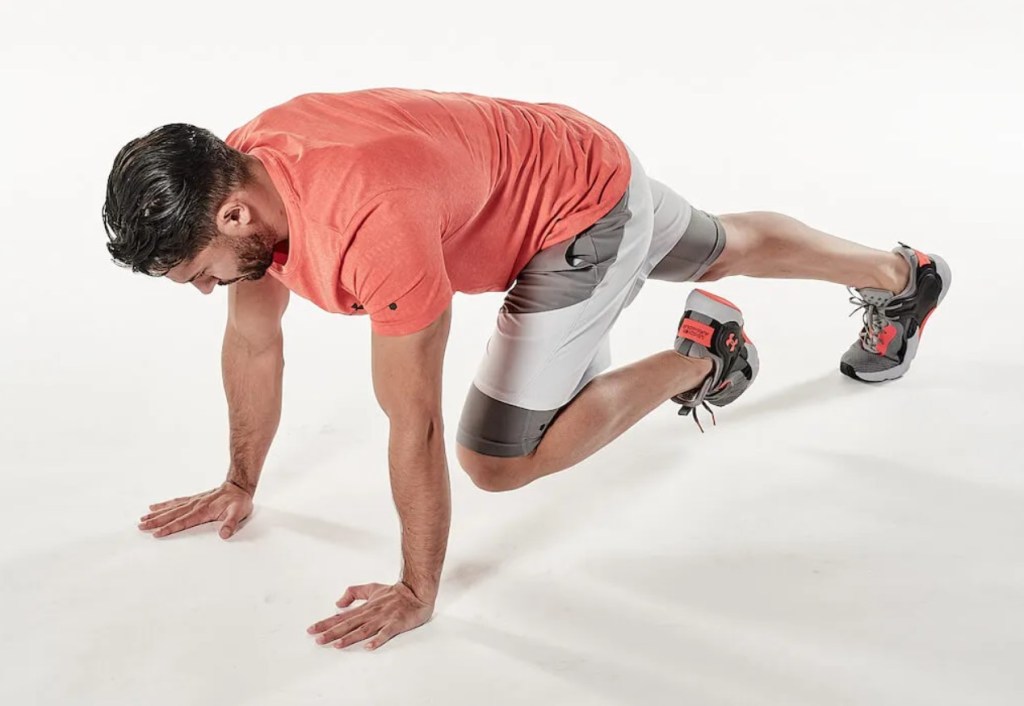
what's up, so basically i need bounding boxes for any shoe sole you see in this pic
[689,288,744,323]
[841,254,952,383]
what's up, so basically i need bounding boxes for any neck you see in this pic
[247,155,289,245]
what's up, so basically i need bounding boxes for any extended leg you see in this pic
[699,211,910,291]
[699,209,951,383]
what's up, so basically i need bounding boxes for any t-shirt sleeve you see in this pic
[339,189,454,336]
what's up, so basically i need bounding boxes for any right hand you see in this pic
[138,481,254,540]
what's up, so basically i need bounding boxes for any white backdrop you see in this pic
[1,1,1022,704]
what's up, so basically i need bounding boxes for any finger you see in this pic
[147,496,194,512]
[336,584,376,607]
[311,598,376,639]
[139,499,199,527]
[140,496,200,522]
[153,508,211,538]
[307,612,347,635]
[334,621,381,650]
[317,609,379,646]
[365,623,399,651]
[336,583,385,608]
[307,602,368,635]
[138,502,197,530]
[219,503,247,540]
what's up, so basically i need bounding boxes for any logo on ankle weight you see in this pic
[714,323,743,357]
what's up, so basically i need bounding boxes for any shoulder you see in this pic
[224,90,377,149]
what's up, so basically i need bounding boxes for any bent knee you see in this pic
[456,443,530,493]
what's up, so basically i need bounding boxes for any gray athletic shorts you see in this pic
[456,144,727,457]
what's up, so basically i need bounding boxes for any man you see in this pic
[103,88,951,651]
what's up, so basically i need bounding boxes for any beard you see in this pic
[231,230,278,281]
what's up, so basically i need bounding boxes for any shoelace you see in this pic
[679,400,717,433]
[847,287,891,352]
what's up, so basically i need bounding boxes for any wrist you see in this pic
[400,578,438,606]
[224,475,256,497]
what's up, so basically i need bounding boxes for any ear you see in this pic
[216,195,254,236]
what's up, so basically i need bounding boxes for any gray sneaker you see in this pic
[841,243,952,382]
[673,289,760,431]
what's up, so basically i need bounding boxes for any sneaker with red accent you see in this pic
[672,289,760,430]
[841,243,952,382]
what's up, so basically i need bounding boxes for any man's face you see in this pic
[165,204,278,293]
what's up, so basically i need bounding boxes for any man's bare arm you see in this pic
[138,275,289,539]
[222,275,290,495]
[371,305,452,603]
[306,304,451,650]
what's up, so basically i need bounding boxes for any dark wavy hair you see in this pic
[102,123,252,276]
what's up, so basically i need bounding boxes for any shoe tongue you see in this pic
[856,287,895,306]
[892,246,919,298]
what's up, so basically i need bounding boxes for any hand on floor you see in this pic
[307,582,434,651]
[137,481,253,539]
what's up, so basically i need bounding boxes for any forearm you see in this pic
[221,327,284,496]
[388,416,451,605]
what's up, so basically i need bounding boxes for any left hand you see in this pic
[307,582,435,651]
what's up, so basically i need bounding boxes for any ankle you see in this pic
[881,253,911,293]
[672,351,714,381]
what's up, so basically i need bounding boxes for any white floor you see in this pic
[2,1,1022,704]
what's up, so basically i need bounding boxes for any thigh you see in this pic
[646,177,728,283]
[457,150,654,458]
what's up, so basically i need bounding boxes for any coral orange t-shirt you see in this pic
[225,88,631,336]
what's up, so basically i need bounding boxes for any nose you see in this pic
[192,279,216,295]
